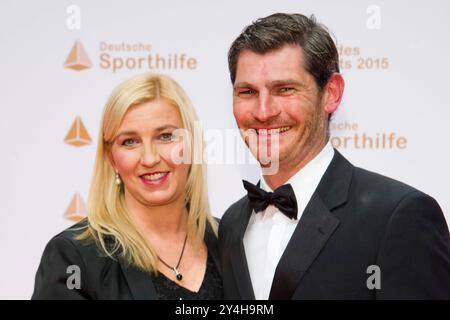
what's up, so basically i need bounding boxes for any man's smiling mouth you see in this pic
[253,126,292,135]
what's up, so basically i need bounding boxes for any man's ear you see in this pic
[321,72,345,115]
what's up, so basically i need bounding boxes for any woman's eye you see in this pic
[121,138,137,146]
[160,133,175,141]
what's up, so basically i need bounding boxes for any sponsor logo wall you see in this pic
[1,0,448,299]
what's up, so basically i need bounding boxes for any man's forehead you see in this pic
[235,45,306,80]
[235,57,311,88]
[237,44,304,64]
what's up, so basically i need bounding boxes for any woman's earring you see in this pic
[115,170,122,185]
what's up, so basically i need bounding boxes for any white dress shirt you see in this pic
[243,142,335,300]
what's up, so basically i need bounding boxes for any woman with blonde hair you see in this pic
[32,73,222,299]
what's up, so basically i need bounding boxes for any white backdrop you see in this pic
[1,0,449,299]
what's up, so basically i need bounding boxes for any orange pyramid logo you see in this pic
[64,116,92,146]
[64,192,88,222]
[64,39,92,71]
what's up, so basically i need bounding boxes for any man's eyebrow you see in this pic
[233,82,255,90]
[268,79,307,88]
[233,79,307,90]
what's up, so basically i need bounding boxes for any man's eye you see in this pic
[160,133,175,141]
[121,138,137,146]
[279,87,295,93]
[239,89,257,95]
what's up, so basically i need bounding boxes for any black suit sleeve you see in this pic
[32,235,92,300]
[377,191,450,299]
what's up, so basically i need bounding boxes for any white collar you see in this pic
[260,141,335,213]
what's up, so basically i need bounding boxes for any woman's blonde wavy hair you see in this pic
[77,73,217,274]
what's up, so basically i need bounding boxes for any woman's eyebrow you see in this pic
[115,130,137,138]
[115,125,180,138]
[155,124,180,131]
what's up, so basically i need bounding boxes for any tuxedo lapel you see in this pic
[269,194,339,299]
[119,258,157,300]
[230,198,256,299]
[269,150,353,299]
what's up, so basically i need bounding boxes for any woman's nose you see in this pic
[140,143,161,167]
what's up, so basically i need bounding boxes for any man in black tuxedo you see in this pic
[219,13,450,299]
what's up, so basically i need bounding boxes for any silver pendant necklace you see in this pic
[158,234,188,281]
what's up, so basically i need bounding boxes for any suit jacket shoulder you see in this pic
[31,219,120,300]
[352,166,420,204]
[222,196,247,223]
[350,168,449,298]
[32,219,221,300]
[219,196,251,245]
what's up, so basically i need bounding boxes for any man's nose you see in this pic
[252,92,280,123]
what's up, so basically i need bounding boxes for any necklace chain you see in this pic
[157,234,188,280]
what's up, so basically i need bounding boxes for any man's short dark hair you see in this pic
[228,13,340,90]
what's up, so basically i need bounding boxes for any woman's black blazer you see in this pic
[31,219,221,299]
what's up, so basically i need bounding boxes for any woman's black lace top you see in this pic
[151,253,223,300]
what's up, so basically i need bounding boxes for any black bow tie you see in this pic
[242,180,298,220]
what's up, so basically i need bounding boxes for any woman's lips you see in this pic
[140,172,170,186]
